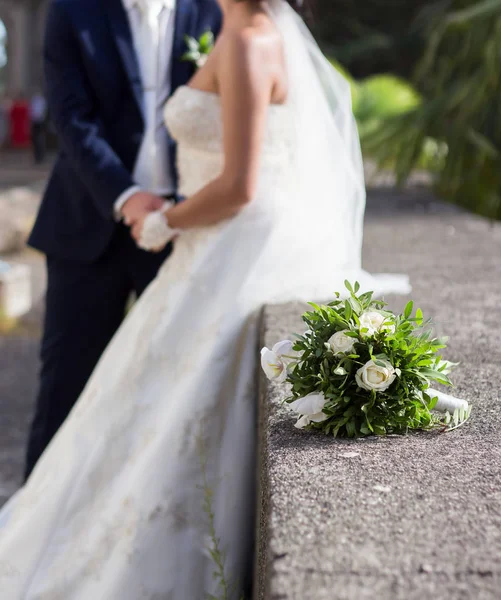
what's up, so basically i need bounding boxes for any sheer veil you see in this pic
[266,0,411,298]
[263,3,468,416]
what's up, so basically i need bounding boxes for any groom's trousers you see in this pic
[24,224,172,480]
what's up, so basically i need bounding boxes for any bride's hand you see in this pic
[131,215,146,245]
[131,211,173,253]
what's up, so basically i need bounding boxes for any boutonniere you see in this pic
[181,30,214,69]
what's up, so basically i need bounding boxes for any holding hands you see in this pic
[121,192,178,252]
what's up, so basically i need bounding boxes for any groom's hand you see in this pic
[121,192,165,226]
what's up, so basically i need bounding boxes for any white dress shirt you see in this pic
[30,94,48,123]
[115,0,177,218]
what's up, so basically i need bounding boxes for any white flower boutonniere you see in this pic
[181,30,214,69]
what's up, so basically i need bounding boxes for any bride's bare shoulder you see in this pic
[215,20,287,99]
[218,8,284,61]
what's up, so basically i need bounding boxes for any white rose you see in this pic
[359,311,395,336]
[328,330,355,355]
[260,340,299,382]
[356,359,397,392]
[289,392,329,429]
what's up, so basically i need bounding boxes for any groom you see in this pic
[25,0,222,478]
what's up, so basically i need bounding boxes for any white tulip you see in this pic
[260,340,299,382]
[271,340,295,361]
[359,311,395,336]
[328,330,355,355]
[356,359,397,392]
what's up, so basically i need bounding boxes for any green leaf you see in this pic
[181,50,201,63]
[419,368,452,386]
[346,419,357,437]
[349,296,362,314]
[344,280,353,293]
[344,300,353,321]
[415,308,423,325]
[427,395,439,410]
[404,300,414,319]
[199,30,215,52]
[358,291,374,306]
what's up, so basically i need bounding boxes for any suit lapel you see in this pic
[106,0,145,119]
[171,0,198,92]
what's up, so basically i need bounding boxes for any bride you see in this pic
[0,0,409,598]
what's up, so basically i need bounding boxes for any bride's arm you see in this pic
[132,32,273,241]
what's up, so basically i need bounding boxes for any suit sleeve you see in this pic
[44,3,136,221]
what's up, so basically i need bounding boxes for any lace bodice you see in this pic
[164,85,292,197]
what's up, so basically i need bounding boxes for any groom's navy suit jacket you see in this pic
[28,0,222,262]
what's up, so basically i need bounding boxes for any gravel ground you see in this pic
[0,249,45,506]
[257,187,501,599]
[0,158,48,505]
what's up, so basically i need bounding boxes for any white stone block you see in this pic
[0,261,32,319]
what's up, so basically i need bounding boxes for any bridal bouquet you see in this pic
[261,282,471,437]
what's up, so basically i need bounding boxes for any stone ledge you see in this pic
[255,303,501,600]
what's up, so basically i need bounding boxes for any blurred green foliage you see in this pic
[323,0,501,220]
[313,0,427,79]
[328,62,435,168]
[361,0,501,220]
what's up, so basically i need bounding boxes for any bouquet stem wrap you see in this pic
[428,389,469,414]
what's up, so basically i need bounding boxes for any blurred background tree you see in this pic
[362,0,501,220]
[311,0,427,79]
[314,0,501,221]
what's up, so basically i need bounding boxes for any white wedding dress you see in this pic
[0,3,410,599]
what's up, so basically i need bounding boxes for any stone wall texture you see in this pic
[255,189,501,599]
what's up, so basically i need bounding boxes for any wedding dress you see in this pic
[0,2,410,598]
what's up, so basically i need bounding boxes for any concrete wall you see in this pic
[254,190,501,599]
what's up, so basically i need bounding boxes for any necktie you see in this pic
[135,1,165,91]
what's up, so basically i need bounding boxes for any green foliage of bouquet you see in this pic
[261,282,471,438]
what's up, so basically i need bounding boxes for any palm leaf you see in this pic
[364,0,501,220]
